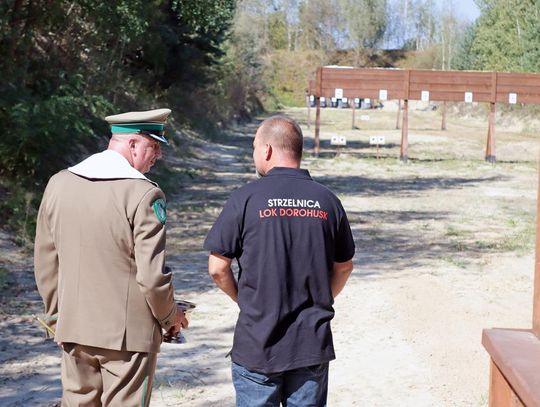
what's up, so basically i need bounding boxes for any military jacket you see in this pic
[34,150,176,353]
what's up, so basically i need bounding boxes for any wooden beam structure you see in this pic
[308,67,540,161]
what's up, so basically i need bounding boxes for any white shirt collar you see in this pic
[68,150,154,184]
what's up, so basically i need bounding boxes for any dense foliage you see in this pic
[454,0,540,73]
[2,0,540,241]
[0,0,237,239]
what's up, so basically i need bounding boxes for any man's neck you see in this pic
[107,144,133,167]
[267,160,301,171]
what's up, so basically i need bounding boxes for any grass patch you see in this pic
[497,225,536,254]
[472,224,535,255]
[442,255,467,268]
[445,225,467,238]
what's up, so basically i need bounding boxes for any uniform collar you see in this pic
[266,167,312,179]
[68,150,156,185]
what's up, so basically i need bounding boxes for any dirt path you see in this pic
[0,105,538,406]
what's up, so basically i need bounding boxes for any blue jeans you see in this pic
[231,361,329,407]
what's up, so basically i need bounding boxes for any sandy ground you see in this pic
[0,103,538,406]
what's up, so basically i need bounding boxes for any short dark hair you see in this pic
[257,116,303,161]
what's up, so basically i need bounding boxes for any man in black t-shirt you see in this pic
[204,116,355,407]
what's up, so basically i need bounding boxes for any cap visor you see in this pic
[147,133,169,145]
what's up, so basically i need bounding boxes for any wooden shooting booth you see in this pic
[308,67,540,162]
[481,165,540,407]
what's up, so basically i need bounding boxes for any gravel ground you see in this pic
[0,104,538,406]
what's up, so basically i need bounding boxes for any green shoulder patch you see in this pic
[152,199,167,224]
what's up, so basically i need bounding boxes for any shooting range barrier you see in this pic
[481,163,540,407]
[307,67,540,162]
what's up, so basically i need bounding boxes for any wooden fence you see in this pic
[307,67,540,162]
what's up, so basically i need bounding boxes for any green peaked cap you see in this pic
[105,108,171,144]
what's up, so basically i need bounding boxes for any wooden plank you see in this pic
[534,152,540,337]
[497,84,540,94]
[482,329,540,407]
[322,74,406,83]
[321,87,406,96]
[320,89,407,100]
[489,360,525,407]
[308,80,315,95]
[409,77,493,86]
[496,93,540,104]
[411,69,492,77]
[320,68,540,89]
[409,83,493,92]
[322,89,493,102]
[497,73,540,86]
[322,79,407,90]
[321,89,492,102]
[410,71,492,84]
[408,90,493,102]
[322,68,406,80]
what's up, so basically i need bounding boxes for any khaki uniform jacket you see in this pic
[34,169,176,353]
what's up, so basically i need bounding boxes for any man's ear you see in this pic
[264,143,272,161]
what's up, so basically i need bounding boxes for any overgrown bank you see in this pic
[4,0,540,243]
[0,1,251,241]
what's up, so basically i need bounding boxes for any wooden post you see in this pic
[533,153,540,337]
[441,101,447,130]
[489,360,525,407]
[314,67,322,156]
[400,99,409,162]
[396,99,401,129]
[315,97,321,156]
[400,71,410,162]
[352,97,356,129]
[486,72,497,163]
[485,102,496,163]
[306,93,311,129]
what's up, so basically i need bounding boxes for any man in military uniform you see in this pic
[204,116,355,406]
[34,108,188,406]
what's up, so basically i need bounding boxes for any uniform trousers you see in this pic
[61,343,157,407]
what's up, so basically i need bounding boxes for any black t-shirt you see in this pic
[204,167,355,373]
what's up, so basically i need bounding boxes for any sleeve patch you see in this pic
[152,199,167,224]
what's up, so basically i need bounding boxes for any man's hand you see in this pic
[168,304,189,336]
